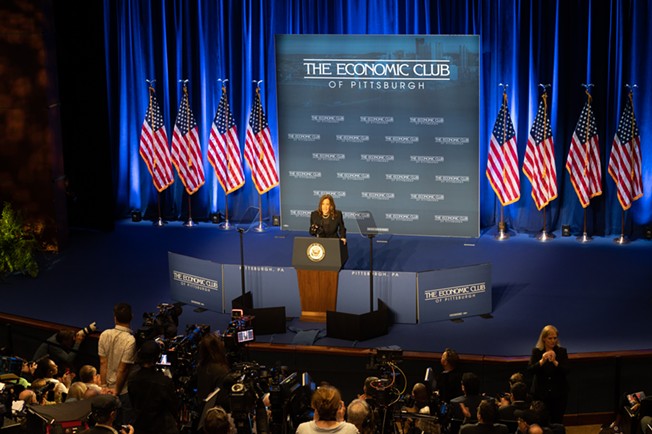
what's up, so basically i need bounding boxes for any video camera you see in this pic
[222,310,255,364]
[136,302,183,345]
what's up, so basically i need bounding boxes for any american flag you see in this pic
[566,96,602,208]
[608,92,643,210]
[486,92,520,206]
[244,88,279,194]
[139,85,174,192]
[208,86,245,194]
[523,94,558,210]
[171,84,205,195]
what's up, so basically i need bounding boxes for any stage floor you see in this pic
[2,219,651,357]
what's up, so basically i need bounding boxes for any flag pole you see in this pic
[217,79,233,231]
[536,86,555,241]
[576,208,592,243]
[577,85,594,243]
[614,210,629,244]
[154,191,167,227]
[537,205,554,241]
[219,194,232,230]
[496,205,509,240]
[253,194,266,232]
[184,194,197,227]
[495,85,510,240]
[252,80,268,233]
[614,85,637,245]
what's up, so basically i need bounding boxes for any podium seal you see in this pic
[307,242,326,262]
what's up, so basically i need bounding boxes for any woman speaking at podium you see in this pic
[310,194,347,244]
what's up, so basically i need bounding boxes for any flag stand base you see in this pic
[218,220,234,231]
[495,227,510,240]
[495,221,510,240]
[536,231,555,241]
[153,218,167,227]
[576,232,592,243]
[183,218,198,228]
[614,235,630,245]
[252,222,268,233]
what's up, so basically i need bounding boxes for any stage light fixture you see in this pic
[210,213,222,224]
[131,210,142,222]
[561,225,571,237]
[272,215,280,226]
[644,226,652,240]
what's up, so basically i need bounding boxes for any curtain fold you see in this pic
[104,0,651,235]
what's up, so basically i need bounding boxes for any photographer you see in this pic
[80,394,134,434]
[404,383,439,434]
[195,333,231,401]
[32,327,90,373]
[128,340,179,434]
[31,357,72,403]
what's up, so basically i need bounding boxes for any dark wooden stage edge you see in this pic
[2,312,650,426]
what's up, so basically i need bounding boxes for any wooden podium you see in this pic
[292,237,348,322]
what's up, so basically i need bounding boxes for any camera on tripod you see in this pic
[136,302,183,345]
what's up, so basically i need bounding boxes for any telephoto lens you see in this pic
[80,322,98,336]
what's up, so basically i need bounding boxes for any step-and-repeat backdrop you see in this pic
[275,34,480,237]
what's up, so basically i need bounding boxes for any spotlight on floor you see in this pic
[561,225,571,237]
[210,213,222,224]
[131,211,142,222]
[644,226,652,240]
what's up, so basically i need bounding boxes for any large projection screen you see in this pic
[275,35,479,237]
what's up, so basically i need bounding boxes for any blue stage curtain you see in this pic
[104,0,651,235]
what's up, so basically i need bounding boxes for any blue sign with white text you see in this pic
[417,263,491,322]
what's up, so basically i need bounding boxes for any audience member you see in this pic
[202,406,235,434]
[128,339,179,434]
[499,373,527,409]
[31,357,72,403]
[66,381,87,402]
[80,394,134,434]
[20,359,37,384]
[499,382,529,421]
[347,398,374,434]
[80,364,103,392]
[436,348,463,403]
[84,387,101,400]
[509,373,525,386]
[527,325,569,424]
[409,383,439,434]
[18,389,38,405]
[529,424,546,434]
[195,333,231,401]
[296,385,358,434]
[32,328,85,373]
[451,372,486,424]
[67,364,103,402]
[460,399,508,434]
[515,409,553,434]
[98,302,136,423]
